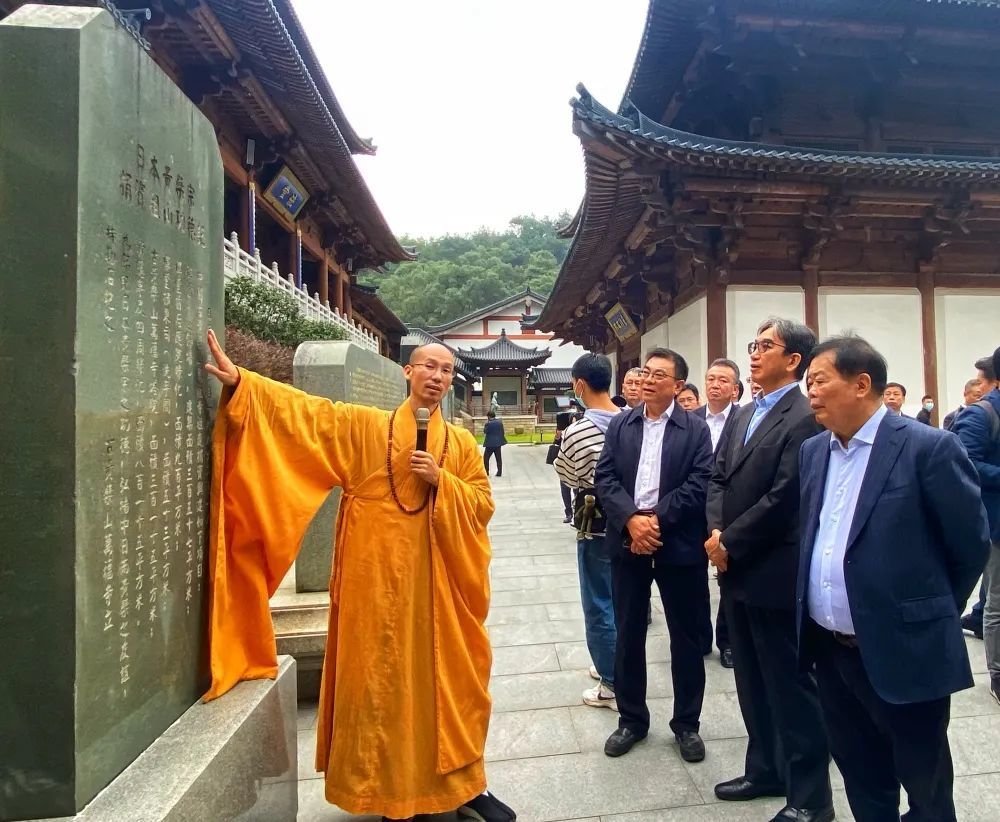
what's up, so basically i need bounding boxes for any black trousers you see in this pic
[612,553,706,735]
[727,599,832,810]
[700,576,730,653]
[559,482,573,517]
[812,627,956,822]
[483,447,502,475]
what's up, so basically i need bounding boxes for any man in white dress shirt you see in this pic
[595,349,715,761]
[694,359,741,668]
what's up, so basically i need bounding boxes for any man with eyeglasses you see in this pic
[595,348,714,762]
[201,335,516,822]
[706,319,833,822]
[693,359,742,669]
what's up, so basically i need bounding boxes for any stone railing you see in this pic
[222,232,379,353]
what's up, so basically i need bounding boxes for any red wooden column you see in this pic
[343,275,353,319]
[803,265,820,336]
[918,264,940,426]
[318,254,329,307]
[706,272,728,362]
[240,176,256,252]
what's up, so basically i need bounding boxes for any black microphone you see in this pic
[415,407,430,452]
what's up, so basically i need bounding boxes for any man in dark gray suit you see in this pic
[706,320,832,822]
[798,335,989,822]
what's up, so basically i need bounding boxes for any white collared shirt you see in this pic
[807,404,888,635]
[634,402,674,509]
[704,403,734,452]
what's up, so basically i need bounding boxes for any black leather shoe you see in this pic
[604,726,646,757]
[714,776,786,801]
[961,613,984,639]
[720,647,734,668]
[769,804,835,822]
[675,730,705,762]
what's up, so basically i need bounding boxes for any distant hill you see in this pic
[360,213,572,327]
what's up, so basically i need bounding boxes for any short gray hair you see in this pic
[757,318,816,380]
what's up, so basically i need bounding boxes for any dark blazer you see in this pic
[796,413,991,704]
[706,387,821,609]
[693,403,740,454]
[595,403,714,566]
[953,388,1000,542]
[942,406,963,431]
[482,419,507,449]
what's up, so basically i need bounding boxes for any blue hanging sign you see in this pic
[263,166,309,220]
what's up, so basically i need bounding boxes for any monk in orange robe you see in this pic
[202,331,515,822]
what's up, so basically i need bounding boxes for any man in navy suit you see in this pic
[694,358,742,668]
[595,347,714,761]
[798,335,990,822]
[953,348,1000,702]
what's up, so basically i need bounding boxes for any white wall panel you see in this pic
[726,287,805,386]
[935,289,1000,417]
[669,298,708,389]
[640,319,670,363]
[818,288,923,416]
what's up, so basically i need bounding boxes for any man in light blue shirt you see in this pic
[798,335,988,822]
[744,380,800,444]
[806,403,887,634]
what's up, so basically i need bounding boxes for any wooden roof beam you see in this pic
[733,13,999,47]
[681,178,830,197]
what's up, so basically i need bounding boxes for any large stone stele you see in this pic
[0,7,290,821]
[293,341,407,592]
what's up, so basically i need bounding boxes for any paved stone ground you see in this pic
[296,444,1000,821]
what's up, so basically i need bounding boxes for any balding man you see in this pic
[202,334,515,822]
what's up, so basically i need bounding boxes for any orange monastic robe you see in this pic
[204,368,495,817]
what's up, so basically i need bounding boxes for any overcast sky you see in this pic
[290,0,649,239]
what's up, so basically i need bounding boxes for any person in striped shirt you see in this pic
[555,354,622,710]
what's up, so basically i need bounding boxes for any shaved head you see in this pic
[409,343,454,364]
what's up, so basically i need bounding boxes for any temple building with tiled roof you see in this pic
[0,0,413,356]
[425,290,591,417]
[532,0,1000,420]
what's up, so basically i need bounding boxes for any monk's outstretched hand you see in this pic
[204,329,240,387]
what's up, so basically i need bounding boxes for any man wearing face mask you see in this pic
[555,354,622,709]
[916,394,935,426]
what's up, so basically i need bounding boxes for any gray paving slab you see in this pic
[491,643,562,676]
[485,707,581,761]
[555,638,671,670]
[491,586,581,607]
[484,746,704,822]
[295,444,1000,821]
[485,604,552,626]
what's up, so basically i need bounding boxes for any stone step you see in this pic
[271,600,328,701]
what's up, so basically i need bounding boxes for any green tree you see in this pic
[361,213,572,327]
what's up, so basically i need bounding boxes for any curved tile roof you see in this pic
[528,367,574,388]
[206,0,413,266]
[456,330,552,368]
[576,86,1000,182]
[404,327,476,380]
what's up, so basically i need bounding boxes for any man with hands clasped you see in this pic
[706,319,833,822]
[595,348,714,762]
